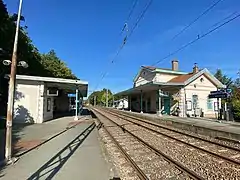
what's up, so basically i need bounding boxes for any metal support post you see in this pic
[112,94,114,107]
[217,98,220,120]
[5,0,23,163]
[158,89,162,116]
[106,89,108,107]
[145,98,148,112]
[140,90,143,113]
[74,89,78,121]
[129,96,131,112]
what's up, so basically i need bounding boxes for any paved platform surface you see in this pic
[0,116,112,180]
[113,109,240,140]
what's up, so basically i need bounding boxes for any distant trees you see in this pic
[88,89,113,106]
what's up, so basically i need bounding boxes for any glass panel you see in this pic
[207,98,213,110]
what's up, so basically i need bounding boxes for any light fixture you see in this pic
[2,60,11,66]
[18,61,28,68]
[2,60,28,68]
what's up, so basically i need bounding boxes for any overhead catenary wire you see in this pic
[133,12,240,85]
[121,0,139,34]
[93,0,153,92]
[128,0,153,38]
[171,0,224,41]
[152,12,240,66]
[94,0,139,91]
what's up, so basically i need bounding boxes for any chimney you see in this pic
[193,63,199,73]
[172,60,179,71]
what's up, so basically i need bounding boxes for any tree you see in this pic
[0,0,77,115]
[232,71,240,120]
[88,89,113,106]
[214,69,240,120]
[214,69,232,86]
[40,50,77,79]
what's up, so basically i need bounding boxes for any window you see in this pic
[186,100,192,111]
[192,95,198,109]
[207,98,213,110]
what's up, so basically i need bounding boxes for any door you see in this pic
[163,98,170,115]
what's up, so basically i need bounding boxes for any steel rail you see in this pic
[93,108,204,180]
[108,108,240,152]
[103,108,240,166]
[93,109,149,180]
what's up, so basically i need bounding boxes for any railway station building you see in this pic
[7,75,88,123]
[116,60,225,118]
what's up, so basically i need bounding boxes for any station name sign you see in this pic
[208,89,232,99]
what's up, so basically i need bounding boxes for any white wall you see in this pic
[135,69,155,87]
[155,73,178,83]
[14,80,42,123]
[116,99,128,109]
[184,74,220,118]
[135,70,179,87]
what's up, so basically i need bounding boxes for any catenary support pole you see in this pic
[129,96,131,112]
[106,89,108,107]
[140,90,143,113]
[158,89,162,116]
[74,89,79,120]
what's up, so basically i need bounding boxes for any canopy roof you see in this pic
[6,75,88,97]
[116,68,225,97]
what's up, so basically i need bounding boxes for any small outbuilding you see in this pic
[7,75,88,123]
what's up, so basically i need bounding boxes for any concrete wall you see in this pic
[184,74,220,118]
[14,80,43,123]
[14,80,57,123]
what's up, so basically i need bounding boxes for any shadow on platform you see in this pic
[27,122,95,180]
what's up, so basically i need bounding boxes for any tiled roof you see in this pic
[168,73,196,83]
[141,66,156,70]
[142,66,176,71]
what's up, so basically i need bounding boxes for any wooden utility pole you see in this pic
[5,0,23,163]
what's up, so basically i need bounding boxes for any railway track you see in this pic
[93,108,203,180]
[93,107,240,179]
[103,108,240,164]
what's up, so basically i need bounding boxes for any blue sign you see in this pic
[68,94,76,97]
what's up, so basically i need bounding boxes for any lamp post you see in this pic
[2,58,28,164]
[4,0,24,164]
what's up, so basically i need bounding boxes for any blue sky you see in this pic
[4,0,240,94]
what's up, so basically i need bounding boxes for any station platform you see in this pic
[111,109,240,141]
[0,113,117,180]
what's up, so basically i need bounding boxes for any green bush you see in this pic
[232,100,240,120]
